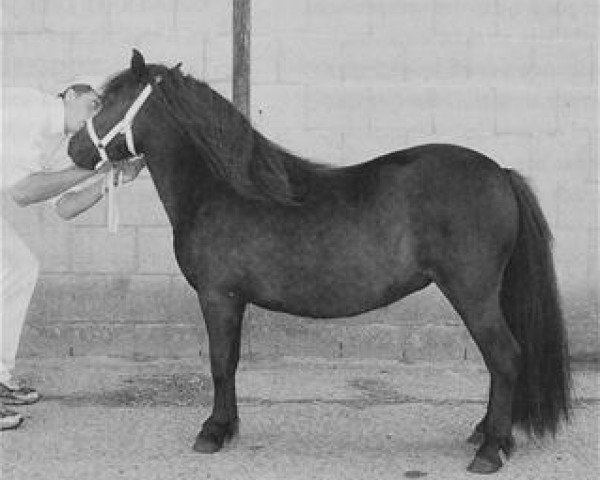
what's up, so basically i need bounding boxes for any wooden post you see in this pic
[233,0,251,117]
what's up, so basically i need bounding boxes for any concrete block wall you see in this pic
[251,0,598,359]
[2,0,597,361]
[2,0,230,360]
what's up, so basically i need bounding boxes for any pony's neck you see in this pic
[143,133,215,231]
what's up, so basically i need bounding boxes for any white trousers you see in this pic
[0,218,39,384]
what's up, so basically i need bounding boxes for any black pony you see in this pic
[68,50,570,474]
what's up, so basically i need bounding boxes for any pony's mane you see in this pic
[102,65,330,205]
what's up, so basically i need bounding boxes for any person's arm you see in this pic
[9,164,101,207]
[54,175,107,221]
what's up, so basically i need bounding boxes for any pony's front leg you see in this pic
[193,290,245,453]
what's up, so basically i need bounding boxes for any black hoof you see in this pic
[500,435,516,458]
[467,454,502,475]
[192,417,239,454]
[193,432,222,454]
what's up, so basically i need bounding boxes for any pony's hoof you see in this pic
[467,430,486,445]
[193,433,223,454]
[467,455,502,475]
[500,435,516,458]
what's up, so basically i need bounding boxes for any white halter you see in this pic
[86,82,154,168]
[85,80,158,233]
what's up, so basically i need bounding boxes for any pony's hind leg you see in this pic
[439,279,521,474]
[193,290,245,454]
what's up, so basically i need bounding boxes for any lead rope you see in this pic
[105,166,123,234]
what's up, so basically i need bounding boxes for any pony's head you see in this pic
[69,49,313,206]
[68,49,168,170]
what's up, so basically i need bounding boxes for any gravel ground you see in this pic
[1,357,597,480]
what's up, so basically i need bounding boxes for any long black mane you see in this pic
[102,65,331,205]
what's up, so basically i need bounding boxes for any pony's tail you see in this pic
[501,169,571,437]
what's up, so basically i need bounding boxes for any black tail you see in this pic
[502,169,571,437]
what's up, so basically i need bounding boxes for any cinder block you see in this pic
[175,0,232,36]
[35,274,195,325]
[252,84,306,131]
[40,274,132,324]
[2,0,45,32]
[252,0,309,34]
[403,324,466,362]
[532,132,593,188]
[278,36,344,83]
[405,39,469,83]
[252,36,281,84]
[20,323,204,359]
[205,35,232,83]
[558,88,598,132]
[3,34,73,90]
[275,129,343,165]
[137,227,179,275]
[371,86,434,134]
[558,0,598,38]
[411,286,460,325]
[554,229,591,292]
[433,0,497,37]
[109,0,175,33]
[72,227,137,273]
[28,224,72,274]
[44,0,110,33]
[67,34,146,80]
[433,87,494,135]
[340,38,404,82]
[117,180,169,227]
[469,39,533,83]
[531,40,594,86]
[496,0,559,39]
[305,0,373,35]
[495,87,558,134]
[556,185,596,231]
[168,276,201,323]
[305,85,372,131]
[371,0,433,37]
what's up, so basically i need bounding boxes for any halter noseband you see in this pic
[86,78,160,169]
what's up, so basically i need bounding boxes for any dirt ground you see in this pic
[1,357,598,480]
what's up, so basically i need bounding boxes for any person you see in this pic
[0,82,144,430]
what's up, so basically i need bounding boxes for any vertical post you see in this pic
[233,0,251,117]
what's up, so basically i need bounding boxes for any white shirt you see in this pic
[1,87,100,203]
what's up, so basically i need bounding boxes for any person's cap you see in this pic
[54,75,105,97]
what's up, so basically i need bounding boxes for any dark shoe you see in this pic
[0,407,23,431]
[0,383,40,405]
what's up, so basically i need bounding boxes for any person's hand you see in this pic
[114,155,145,184]
[94,159,111,175]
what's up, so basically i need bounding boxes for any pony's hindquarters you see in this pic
[502,169,571,436]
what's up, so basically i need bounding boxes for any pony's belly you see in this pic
[249,269,430,319]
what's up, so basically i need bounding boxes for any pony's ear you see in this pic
[131,49,149,81]
[170,62,183,73]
